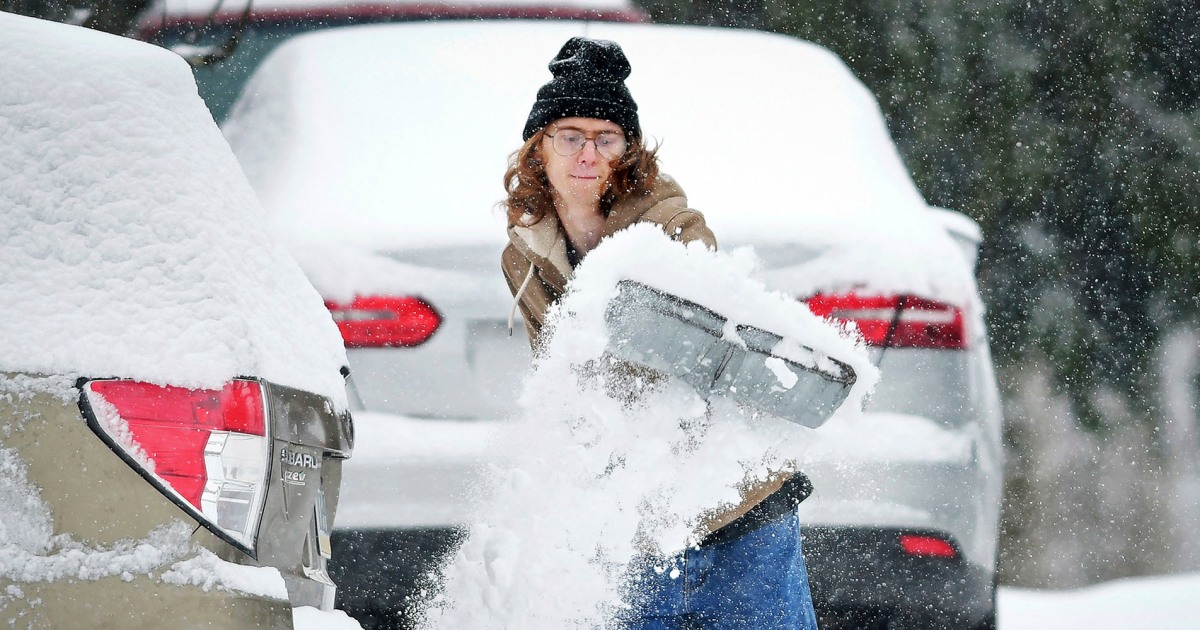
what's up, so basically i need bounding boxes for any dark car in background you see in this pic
[137,0,647,121]
[220,20,1004,629]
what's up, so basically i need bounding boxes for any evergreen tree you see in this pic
[637,0,1200,584]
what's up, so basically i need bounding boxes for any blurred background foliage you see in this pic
[0,0,150,34]
[636,0,1197,407]
[635,0,1200,586]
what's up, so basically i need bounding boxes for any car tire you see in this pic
[972,569,999,630]
[972,609,998,630]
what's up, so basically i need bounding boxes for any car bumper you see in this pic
[327,525,995,629]
[802,526,994,629]
[329,527,462,627]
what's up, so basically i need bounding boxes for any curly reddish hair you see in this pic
[503,127,660,227]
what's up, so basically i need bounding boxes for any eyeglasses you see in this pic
[545,127,629,160]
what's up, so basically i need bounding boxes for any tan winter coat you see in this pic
[502,174,714,343]
[500,174,792,538]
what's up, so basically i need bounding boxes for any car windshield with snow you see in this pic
[222,20,1004,629]
[0,14,354,628]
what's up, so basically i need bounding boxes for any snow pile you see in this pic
[0,375,77,410]
[293,606,365,630]
[0,13,347,406]
[162,551,288,599]
[423,227,876,627]
[998,573,1200,628]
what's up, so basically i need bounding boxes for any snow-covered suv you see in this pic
[0,14,354,628]
[222,20,1003,629]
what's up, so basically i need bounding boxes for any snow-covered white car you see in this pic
[223,20,1004,629]
[0,14,354,628]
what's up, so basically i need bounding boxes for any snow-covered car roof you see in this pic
[149,0,640,19]
[224,20,979,305]
[0,13,348,406]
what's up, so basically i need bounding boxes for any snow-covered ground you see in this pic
[312,571,1200,624]
[296,571,1200,629]
[290,571,1200,629]
[291,571,1200,628]
[997,572,1200,628]
[293,606,364,629]
[307,571,1200,629]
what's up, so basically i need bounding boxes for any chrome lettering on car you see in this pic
[280,447,321,469]
[283,469,308,485]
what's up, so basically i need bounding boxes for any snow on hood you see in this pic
[224,20,978,306]
[426,228,877,626]
[0,14,347,406]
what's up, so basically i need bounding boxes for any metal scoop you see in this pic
[603,280,856,428]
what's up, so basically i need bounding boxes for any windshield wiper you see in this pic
[875,294,909,367]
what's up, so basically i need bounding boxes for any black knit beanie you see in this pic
[522,37,640,141]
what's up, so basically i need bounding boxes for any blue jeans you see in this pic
[619,510,819,629]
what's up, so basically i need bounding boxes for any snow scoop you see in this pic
[603,280,856,428]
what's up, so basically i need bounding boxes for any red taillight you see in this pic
[803,294,967,349]
[899,533,959,559]
[83,379,270,556]
[325,296,441,348]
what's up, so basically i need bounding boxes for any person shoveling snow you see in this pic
[418,37,877,629]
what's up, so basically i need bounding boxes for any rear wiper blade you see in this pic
[875,294,908,367]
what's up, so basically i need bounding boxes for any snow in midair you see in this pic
[421,228,876,627]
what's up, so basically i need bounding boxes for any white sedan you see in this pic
[224,20,1004,629]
